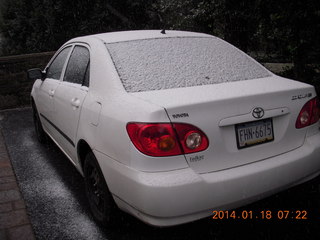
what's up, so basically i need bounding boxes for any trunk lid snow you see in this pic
[131,76,315,173]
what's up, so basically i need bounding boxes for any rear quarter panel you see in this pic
[76,38,189,172]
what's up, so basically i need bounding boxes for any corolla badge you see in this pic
[252,107,264,119]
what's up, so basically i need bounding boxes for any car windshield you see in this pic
[107,37,271,92]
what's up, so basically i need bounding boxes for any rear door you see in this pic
[37,46,72,138]
[52,44,90,162]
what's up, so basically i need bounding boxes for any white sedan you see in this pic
[29,30,320,227]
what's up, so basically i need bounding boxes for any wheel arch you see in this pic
[30,96,40,114]
[30,96,36,108]
[77,139,93,173]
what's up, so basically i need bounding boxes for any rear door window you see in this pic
[46,46,72,80]
[63,46,90,86]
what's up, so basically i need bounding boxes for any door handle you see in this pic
[49,89,55,97]
[71,98,81,108]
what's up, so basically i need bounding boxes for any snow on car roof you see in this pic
[73,30,211,44]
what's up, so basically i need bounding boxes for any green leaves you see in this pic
[0,0,319,86]
[0,0,159,55]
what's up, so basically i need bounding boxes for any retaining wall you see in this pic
[0,52,54,110]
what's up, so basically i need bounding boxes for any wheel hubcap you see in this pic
[87,165,105,210]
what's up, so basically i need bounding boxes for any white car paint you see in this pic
[31,30,320,226]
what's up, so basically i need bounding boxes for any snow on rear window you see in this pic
[107,37,270,92]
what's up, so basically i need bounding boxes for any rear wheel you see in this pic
[32,103,47,143]
[84,152,119,226]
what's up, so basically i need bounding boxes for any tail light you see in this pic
[173,123,209,154]
[126,122,209,157]
[295,97,320,129]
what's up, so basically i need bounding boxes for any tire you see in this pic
[84,152,119,226]
[32,103,47,143]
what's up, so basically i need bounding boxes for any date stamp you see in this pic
[212,210,308,220]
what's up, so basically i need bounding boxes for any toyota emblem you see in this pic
[252,107,264,119]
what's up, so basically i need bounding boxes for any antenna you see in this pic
[158,13,166,34]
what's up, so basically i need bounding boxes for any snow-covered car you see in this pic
[29,30,320,227]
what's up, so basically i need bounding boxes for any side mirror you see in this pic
[27,68,46,81]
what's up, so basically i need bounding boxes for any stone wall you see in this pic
[0,52,55,110]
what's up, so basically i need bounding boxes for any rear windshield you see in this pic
[107,37,270,92]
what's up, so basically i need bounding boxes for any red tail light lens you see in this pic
[173,123,209,154]
[126,122,209,157]
[295,97,320,129]
[126,123,181,157]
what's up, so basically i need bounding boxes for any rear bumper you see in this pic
[95,131,320,227]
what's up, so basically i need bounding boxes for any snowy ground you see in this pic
[0,108,319,240]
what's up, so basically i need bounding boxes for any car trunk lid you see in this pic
[131,76,316,173]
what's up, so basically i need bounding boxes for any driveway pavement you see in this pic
[0,127,35,240]
[0,108,319,239]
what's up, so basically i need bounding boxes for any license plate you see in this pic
[235,118,274,149]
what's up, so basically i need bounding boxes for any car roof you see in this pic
[69,30,213,44]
